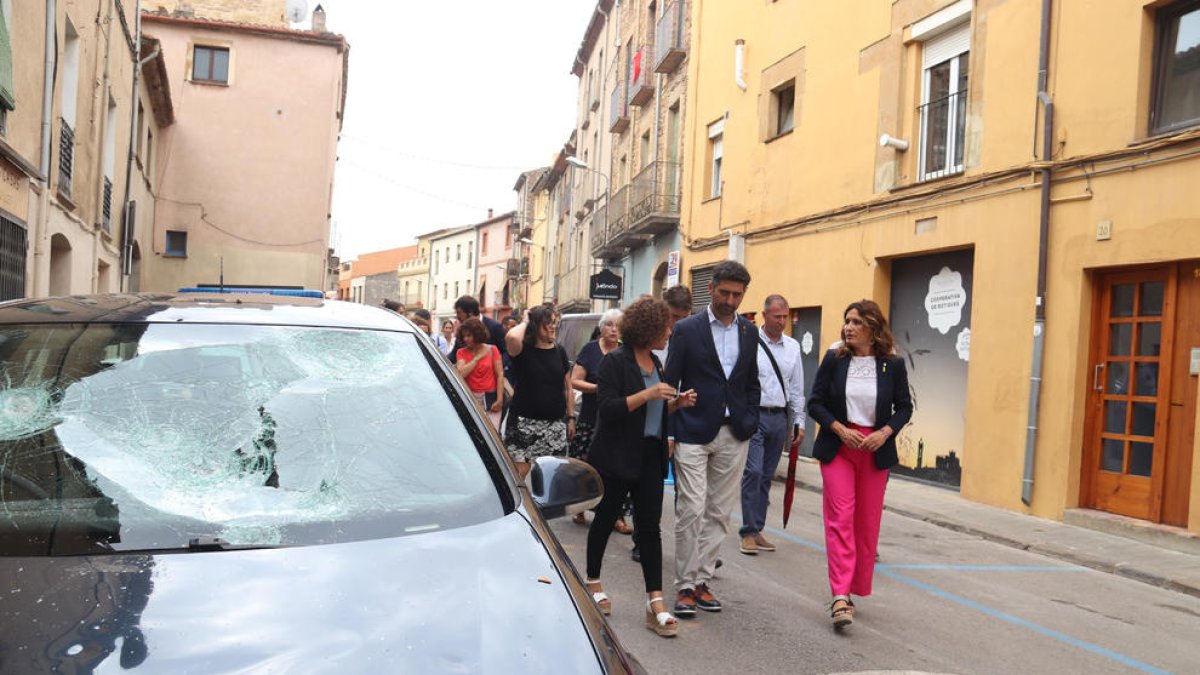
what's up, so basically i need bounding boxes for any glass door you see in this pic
[1085,269,1176,521]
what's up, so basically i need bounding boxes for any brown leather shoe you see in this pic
[739,535,758,555]
[754,533,776,552]
[694,583,722,612]
[673,589,697,618]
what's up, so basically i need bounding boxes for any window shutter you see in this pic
[689,265,715,314]
[0,9,14,110]
[922,22,970,70]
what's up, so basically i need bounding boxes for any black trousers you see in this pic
[586,438,664,592]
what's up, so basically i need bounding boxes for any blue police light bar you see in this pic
[178,287,325,299]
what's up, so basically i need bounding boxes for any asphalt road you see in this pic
[549,479,1200,675]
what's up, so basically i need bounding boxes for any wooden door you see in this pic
[1084,268,1177,521]
[1162,262,1200,526]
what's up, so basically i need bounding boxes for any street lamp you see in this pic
[566,155,618,310]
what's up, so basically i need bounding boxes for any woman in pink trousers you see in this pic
[807,299,912,630]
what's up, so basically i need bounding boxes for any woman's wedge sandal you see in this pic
[645,597,678,637]
[586,580,611,615]
[830,596,854,629]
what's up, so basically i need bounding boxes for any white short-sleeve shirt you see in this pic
[846,356,877,427]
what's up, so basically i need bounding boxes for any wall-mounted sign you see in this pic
[589,269,623,300]
[666,250,681,289]
[924,266,968,335]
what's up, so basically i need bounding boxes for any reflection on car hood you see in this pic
[0,512,602,674]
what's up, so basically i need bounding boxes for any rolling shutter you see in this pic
[689,265,715,314]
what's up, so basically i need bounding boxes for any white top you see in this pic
[434,333,453,356]
[845,356,877,427]
[757,329,807,427]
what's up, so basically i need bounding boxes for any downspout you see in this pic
[39,0,57,179]
[1022,0,1054,506]
[34,0,58,296]
[734,39,747,91]
[118,2,144,291]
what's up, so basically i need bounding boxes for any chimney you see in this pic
[487,208,493,219]
[311,4,326,32]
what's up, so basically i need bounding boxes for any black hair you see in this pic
[710,260,751,287]
[453,295,481,316]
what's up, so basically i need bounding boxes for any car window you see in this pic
[0,323,503,556]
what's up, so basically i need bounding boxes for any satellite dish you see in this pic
[285,0,308,24]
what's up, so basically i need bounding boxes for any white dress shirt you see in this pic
[757,328,807,428]
[706,305,740,379]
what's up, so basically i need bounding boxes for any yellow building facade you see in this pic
[680,0,1200,533]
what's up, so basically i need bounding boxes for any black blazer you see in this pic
[663,310,761,443]
[588,346,670,482]
[807,350,913,470]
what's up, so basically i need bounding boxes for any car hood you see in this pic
[0,511,604,674]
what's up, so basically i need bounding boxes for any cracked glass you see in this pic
[0,323,501,555]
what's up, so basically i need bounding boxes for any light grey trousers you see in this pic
[673,426,750,592]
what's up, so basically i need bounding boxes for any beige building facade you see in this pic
[679,0,1200,534]
[512,168,549,311]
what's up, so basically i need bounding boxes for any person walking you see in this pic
[663,261,760,617]
[584,297,696,638]
[807,299,912,630]
[436,320,455,357]
[739,294,806,555]
[451,296,506,359]
[455,318,504,430]
[504,303,573,479]
[569,309,633,535]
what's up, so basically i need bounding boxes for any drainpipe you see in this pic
[734,39,747,91]
[1022,0,1054,506]
[33,0,58,296]
[119,2,144,291]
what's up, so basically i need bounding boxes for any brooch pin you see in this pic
[883,361,888,373]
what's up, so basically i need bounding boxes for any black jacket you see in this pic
[807,350,913,470]
[588,346,669,482]
[663,310,761,443]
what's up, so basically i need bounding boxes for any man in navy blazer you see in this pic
[663,260,760,617]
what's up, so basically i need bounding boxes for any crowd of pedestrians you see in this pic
[395,259,913,637]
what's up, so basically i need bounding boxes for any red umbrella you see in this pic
[782,435,801,529]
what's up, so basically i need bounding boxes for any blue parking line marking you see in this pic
[878,569,1172,675]
[664,487,1166,672]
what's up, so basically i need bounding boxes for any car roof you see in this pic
[0,294,419,332]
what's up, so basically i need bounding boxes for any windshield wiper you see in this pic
[185,536,280,552]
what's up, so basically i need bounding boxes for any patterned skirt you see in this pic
[568,420,595,462]
[505,415,568,463]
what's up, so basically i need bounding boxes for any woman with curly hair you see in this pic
[455,318,504,429]
[504,303,573,478]
[584,297,696,638]
[807,299,912,630]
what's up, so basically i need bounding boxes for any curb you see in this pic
[790,476,1200,600]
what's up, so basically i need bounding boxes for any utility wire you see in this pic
[339,134,534,172]
[339,158,502,211]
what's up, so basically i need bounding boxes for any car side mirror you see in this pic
[528,456,603,519]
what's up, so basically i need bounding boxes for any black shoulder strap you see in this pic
[757,335,788,405]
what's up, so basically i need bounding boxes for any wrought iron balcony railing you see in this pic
[655,2,687,74]
[917,89,967,181]
[626,160,681,234]
[101,177,113,233]
[628,47,654,106]
[58,119,75,199]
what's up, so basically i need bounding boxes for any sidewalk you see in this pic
[787,457,1200,599]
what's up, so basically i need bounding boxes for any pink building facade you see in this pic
[135,13,347,292]
[474,211,515,320]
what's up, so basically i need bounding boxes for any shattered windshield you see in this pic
[0,323,503,555]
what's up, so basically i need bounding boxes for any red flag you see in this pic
[782,436,800,529]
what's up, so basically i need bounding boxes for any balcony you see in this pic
[58,119,74,199]
[655,1,687,74]
[917,89,967,182]
[101,177,113,234]
[628,47,654,107]
[608,60,629,133]
[626,160,681,236]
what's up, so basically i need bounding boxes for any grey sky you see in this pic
[310,1,596,262]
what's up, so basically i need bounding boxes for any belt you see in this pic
[759,406,786,414]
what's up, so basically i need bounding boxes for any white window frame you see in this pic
[708,119,724,199]
[917,18,971,181]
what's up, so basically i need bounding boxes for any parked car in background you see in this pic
[0,294,642,674]
[558,313,603,367]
